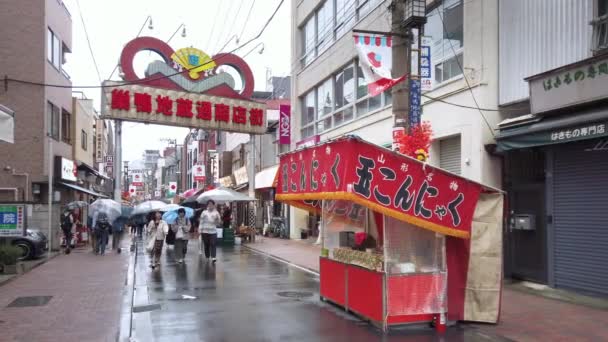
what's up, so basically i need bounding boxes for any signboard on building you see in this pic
[279,104,291,145]
[193,164,206,182]
[219,175,234,187]
[55,156,77,182]
[129,185,137,197]
[100,37,267,135]
[528,57,608,114]
[105,155,114,166]
[154,190,161,198]
[95,120,104,163]
[233,166,248,185]
[132,172,144,186]
[296,135,320,149]
[168,182,177,196]
[420,36,433,91]
[0,204,25,236]
[409,79,422,126]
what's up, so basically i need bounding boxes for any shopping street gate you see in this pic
[100,36,266,134]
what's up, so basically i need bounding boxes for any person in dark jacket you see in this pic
[95,213,111,255]
[112,216,127,253]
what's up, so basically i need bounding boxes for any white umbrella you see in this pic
[89,199,122,223]
[132,200,168,215]
[161,203,182,212]
[196,187,255,204]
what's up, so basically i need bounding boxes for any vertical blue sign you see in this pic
[409,79,422,127]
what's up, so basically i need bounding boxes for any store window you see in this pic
[81,130,87,151]
[47,101,60,140]
[61,109,71,144]
[425,0,464,86]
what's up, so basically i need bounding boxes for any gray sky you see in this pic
[61,0,291,162]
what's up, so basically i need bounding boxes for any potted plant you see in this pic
[0,245,21,274]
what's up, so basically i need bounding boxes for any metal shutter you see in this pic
[439,136,461,175]
[553,141,608,296]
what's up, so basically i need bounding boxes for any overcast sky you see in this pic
[61,0,291,162]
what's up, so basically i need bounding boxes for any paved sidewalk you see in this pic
[0,245,130,342]
[244,237,608,342]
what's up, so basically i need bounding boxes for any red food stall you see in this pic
[276,136,504,331]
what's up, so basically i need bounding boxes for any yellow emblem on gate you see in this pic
[171,47,216,80]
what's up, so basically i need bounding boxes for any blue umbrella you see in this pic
[162,206,194,224]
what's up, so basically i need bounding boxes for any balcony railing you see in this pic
[591,14,608,53]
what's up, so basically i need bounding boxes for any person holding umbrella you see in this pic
[147,211,169,269]
[172,208,191,264]
[199,200,221,262]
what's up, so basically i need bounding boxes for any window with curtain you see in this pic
[425,0,464,85]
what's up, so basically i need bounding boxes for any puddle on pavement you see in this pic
[7,296,52,308]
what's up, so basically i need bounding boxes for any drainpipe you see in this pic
[0,188,18,201]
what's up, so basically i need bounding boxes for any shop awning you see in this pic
[59,182,109,198]
[0,104,15,143]
[255,165,279,189]
[275,136,501,239]
[496,107,608,152]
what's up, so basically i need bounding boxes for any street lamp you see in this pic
[167,23,187,43]
[403,0,427,28]
[217,34,240,53]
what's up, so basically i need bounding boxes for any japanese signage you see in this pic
[219,175,234,187]
[550,123,606,142]
[392,127,406,153]
[55,156,77,182]
[105,155,114,166]
[233,166,248,186]
[409,79,422,127]
[276,138,483,238]
[529,57,608,114]
[279,104,291,145]
[95,120,104,163]
[420,37,433,91]
[354,34,407,96]
[102,83,267,135]
[154,190,161,198]
[132,173,144,186]
[193,164,206,182]
[129,185,137,197]
[168,182,177,195]
[296,135,320,149]
[0,205,25,236]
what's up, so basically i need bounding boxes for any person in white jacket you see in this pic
[172,208,191,264]
[147,211,169,269]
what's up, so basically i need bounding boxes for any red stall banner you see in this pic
[276,137,483,238]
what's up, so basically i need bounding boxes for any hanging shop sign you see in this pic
[101,37,266,134]
[279,104,291,145]
[275,137,483,238]
[233,166,248,186]
[408,79,422,127]
[193,164,206,182]
[420,36,433,91]
[354,34,407,96]
[219,175,234,187]
[95,120,104,163]
[0,204,25,236]
[132,172,144,186]
[128,185,137,197]
[154,190,161,198]
[55,156,77,182]
[167,182,178,195]
[528,56,608,114]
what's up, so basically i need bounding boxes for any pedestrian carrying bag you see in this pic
[165,225,176,245]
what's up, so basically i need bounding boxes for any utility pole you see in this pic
[391,0,410,149]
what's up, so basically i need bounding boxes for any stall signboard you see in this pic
[0,204,25,236]
[233,166,248,186]
[100,37,266,135]
[132,173,144,186]
[193,164,206,182]
[55,156,78,182]
[219,175,234,187]
[276,137,483,238]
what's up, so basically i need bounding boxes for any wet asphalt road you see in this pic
[126,239,498,342]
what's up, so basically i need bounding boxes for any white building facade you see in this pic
[289,0,503,239]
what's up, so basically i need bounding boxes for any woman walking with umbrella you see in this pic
[147,211,169,269]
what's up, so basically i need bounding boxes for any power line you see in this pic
[239,0,257,39]
[212,0,237,53]
[6,0,286,90]
[107,15,152,80]
[75,0,102,84]
[217,0,246,53]
[205,1,224,52]
[435,2,495,137]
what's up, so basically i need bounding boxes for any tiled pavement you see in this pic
[244,237,608,342]
[0,244,129,342]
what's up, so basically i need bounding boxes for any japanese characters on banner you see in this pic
[409,79,422,126]
[279,104,291,145]
[132,173,144,186]
[102,83,267,135]
[420,36,433,91]
[354,34,407,96]
[193,164,206,182]
[275,138,483,238]
[0,205,25,236]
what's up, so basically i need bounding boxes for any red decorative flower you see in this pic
[396,121,433,160]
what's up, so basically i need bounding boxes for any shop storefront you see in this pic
[497,55,608,296]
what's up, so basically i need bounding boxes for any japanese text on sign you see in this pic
[0,205,24,236]
[542,59,608,92]
[550,124,606,142]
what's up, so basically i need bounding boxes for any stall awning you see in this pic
[275,136,500,239]
[496,107,608,152]
[255,165,278,189]
[59,182,109,198]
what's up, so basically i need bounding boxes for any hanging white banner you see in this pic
[354,34,407,96]
[128,185,137,197]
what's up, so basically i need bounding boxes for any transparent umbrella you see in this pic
[132,200,169,215]
[64,201,89,211]
[196,187,255,204]
[89,199,122,223]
